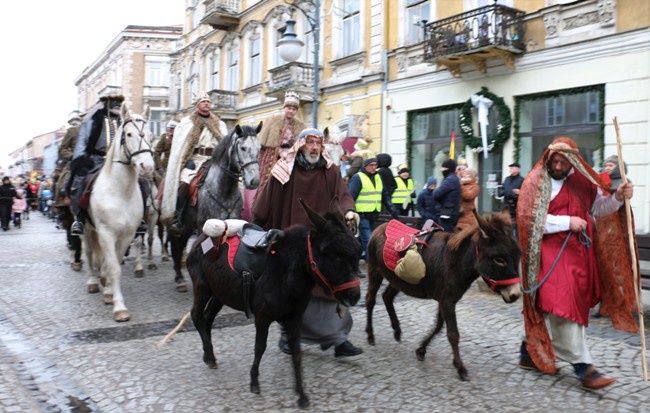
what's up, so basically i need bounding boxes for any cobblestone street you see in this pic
[0,214,648,412]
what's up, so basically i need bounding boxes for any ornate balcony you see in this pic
[208,89,238,110]
[266,62,318,102]
[423,2,525,77]
[201,0,241,30]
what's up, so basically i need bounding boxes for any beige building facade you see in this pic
[383,0,650,233]
[74,25,182,137]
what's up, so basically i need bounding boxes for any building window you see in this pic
[150,110,163,137]
[408,106,464,199]
[406,0,430,45]
[192,0,200,29]
[188,61,199,101]
[146,61,169,86]
[210,53,220,90]
[518,87,604,170]
[275,27,287,67]
[227,46,239,91]
[249,37,261,86]
[545,97,565,127]
[342,0,360,56]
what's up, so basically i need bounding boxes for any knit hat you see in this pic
[508,162,520,168]
[603,155,618,166]
[426,176,437,186]
[441,158,457,171]
[284,91,300,108]
[362,157,378,167]
[398,167,409,174]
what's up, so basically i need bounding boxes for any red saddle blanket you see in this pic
[78,171,101,210]
[383,219,420,271]
[225,236,240,272]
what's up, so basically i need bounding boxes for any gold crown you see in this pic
[284,91,300,108]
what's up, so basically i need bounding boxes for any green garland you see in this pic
[513,84,605,164]
[459,86,512,151]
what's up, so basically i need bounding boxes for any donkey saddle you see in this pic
[233,223,284,318]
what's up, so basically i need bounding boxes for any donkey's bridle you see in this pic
[115,118,153,165]
[307,232,361,295]
[475,245,520,292]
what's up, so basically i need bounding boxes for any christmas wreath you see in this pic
[459,86,512,151]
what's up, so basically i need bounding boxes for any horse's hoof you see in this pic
[458,369,469,381]
[87,284,100,294]
[134,269,144,277]
[394,331,401,342]
[147,263,157,270]
[100,277,107,287]
[297,396,310,409]
[204,360,218,369]
[71,262,82,271]
[250,384,260,395]
[367,336,375,346]
[162,256,169,262]
[104,294,113,305]
[176,282,188,292]
[415,348,426,361]
[114,310,130,322]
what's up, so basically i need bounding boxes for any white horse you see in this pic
[83,103,155,322]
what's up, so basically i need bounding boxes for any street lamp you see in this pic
[277,1,320,127]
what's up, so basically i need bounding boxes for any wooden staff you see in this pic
[613,116,648,381]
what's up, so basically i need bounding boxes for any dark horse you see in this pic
[365,208,522,381]
[186,199,361,408]
[57,203,83,271]
[168,123,262,292]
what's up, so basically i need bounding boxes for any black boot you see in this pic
[71,210,86,236]
[169,183,189,235]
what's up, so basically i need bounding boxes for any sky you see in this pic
[0,0,185,169]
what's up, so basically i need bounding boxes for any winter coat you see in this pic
[456,178,480,230]
[416,188,440,222]
[432,172,461,227]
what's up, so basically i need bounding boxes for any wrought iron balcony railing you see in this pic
[424,3,525,63]
[208,89,238,110]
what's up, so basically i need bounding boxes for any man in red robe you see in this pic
[517,137,634,390]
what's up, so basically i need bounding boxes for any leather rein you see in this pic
[307,232,361,295]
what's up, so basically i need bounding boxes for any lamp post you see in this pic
[276,0,320,127]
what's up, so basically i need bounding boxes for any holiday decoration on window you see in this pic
[459,86,512,155]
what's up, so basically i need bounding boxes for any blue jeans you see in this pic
[358,217,374,261]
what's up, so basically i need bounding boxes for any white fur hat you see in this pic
[284,91,300,108]
[196,91,211,105]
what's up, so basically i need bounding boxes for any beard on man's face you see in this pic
[548,167,569,180]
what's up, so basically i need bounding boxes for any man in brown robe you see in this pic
[252,128,363,357]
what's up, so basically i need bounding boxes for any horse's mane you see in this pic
[211,127,236,164]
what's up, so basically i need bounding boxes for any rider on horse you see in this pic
[163,91,228,234]
[153,119,178,185]
[67,94,149,236]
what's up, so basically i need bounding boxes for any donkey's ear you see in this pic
[323,127,329,141]
[472,209,489,239]
[235,124,243,137]
[299,198,326,228]
[255,121,263,134]
[328,196,345,222]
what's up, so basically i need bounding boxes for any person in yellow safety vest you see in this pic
[348,156,396,261]
[392,165,416,216]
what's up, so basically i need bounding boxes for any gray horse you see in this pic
[168,123,262,291]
